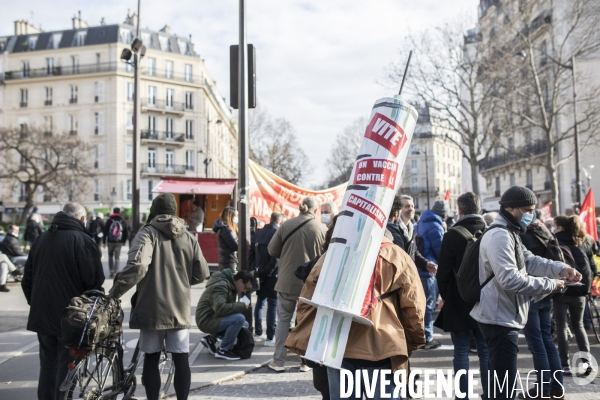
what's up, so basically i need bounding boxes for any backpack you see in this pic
[255,242,278,280]
[61,290,124,349]
[107,220,123,242]
[455,224,508,304]
[232,327,254,359]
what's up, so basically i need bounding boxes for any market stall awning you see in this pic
[152,178,236,195]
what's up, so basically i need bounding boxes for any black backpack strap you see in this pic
[378,290,396,301]
[449,225,474,241]
[478,224,512,290]
[281,218,313,248]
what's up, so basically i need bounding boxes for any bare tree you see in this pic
[248,105,310,185]
[326,117,367,186]
[0,127,96,223]
[386,15,500,196]
[494,0,600,215]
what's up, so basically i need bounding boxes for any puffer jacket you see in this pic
[470,212,567,329]
[109,215,209,329]
[195,268,247,336]
[213,220,238,271]
[285,237,426,373]
[415,210,444,276]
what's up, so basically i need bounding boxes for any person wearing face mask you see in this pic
[320,201,338,225]
[470,186,582,400]
[213,206,239,273]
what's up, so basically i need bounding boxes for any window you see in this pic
[147,180,154,201]
[46,58,54,75]
[69,85,78,103]
[410,159,418,173]
[147,58,156,76]
[185,92,193,110]
[73,31,87,46]
[141,32,152,46]
[125,179,132,201]
[148,86,157,105]
[125,60,133,72]
[94,81,104,102]
[166,89,174,108]
[43,149,51,170]
[159,36,169,51]
[20,123,28,137]
[508,138,514,151]
[44,87,52,105]
[410,144,418,155]
[21,61,30,77]
[186,150,194,171]
[20,89,28,107]
[165,61,173,79]
[71,56,79,73]
[44,116,53,134]
[166,118,174,138]
[68,115,77,135]
[120,28,133,44]
[148,115,156,133]
[95,145,104,169]
[96,53,101,65]
[411,178,418,190]
[166,150,174,171]
[526,170,533,189]
[495,177,501,197]
[27,36,38,50]
[126,113,134,130]
[127,82,134,102]
[184,64,192,82]
[94,112,104,135]
[94,179,104,201]
[179,40,189,55]
[510,173,516,187]
[185,120,194,139]
[126,145,133,163]
[148,149,157,170]
[48,33,62,49]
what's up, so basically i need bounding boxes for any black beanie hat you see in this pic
[499,186,537,208]
[148,193,177,222]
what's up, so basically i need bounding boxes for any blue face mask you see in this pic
[519,208,534,228]
[233,217,239,224]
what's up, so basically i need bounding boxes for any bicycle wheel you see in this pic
[588,295,600,344]
[158,347,175,398]
[59,346,122,400]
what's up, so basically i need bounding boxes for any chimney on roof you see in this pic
[159,25,170,34]
[100,17,106,26]
[14,20,41,35]
[72,12,89,29]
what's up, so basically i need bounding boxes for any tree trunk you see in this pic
[470,160,481,196]
[548,165,560,216]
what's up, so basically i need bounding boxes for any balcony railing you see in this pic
[3,62,118,80]
[479,140,548,172]
[140,130,186,143]
[141,68,201,84]
[399,187,440,195]
[141,163,187,175]
[20,102,27,108]
[69,130,77,136]
[18,195,27,202]
[140,98,185,113]
[44,100,52,106]
[69,97,78,104]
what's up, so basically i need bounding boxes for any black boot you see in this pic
[0,285,10,292]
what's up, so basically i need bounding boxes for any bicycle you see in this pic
[59,333,175,399]
[586,293,600,344]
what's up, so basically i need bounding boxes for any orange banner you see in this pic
[249,160,347,223]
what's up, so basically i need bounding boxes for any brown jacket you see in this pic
[285,237,426,372]
[268,212,327,297]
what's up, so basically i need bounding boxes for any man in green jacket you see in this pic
[109,193,209,400]
[196,269,253,361]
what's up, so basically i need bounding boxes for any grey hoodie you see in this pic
[470,214,566,329]
[110,215,209,329]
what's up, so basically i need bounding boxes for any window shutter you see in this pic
[98,112,104,135]
[122,180,128,201]
[98,81,104,102]
[98,179,104,200]
[98,144,105,168]
[141,179,148,202]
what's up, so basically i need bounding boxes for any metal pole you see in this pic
[425,150,430,209]
[398,50,413,96]
[571,55,582,209]
[131,0,142,234]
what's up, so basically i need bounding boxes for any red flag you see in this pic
[579,189,598,242]
[539,202,552,220]
[444,190,451,201]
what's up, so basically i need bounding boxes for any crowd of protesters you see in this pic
[5,184,600,400]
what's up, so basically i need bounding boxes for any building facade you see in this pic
[400,106,463,215]
[0,14,238,219]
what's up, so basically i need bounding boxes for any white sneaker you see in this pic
[264,339,275,347]
[253,334,266,342]
[268,361,285,372]
[299,364,312,372]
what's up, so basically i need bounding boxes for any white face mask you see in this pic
[233,217,239,224]
[321,214,331,225]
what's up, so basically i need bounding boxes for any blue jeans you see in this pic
[254,295,277,340]
[523,298,563,395]
[420,275,437,342]
[478,322,519,400]
[217,313,248,351]
[327,359,399,400]
[450,328,489,400]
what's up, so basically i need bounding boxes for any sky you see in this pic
[1,0,479,187]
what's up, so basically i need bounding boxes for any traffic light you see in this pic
[229,44,256,109]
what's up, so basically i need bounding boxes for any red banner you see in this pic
[579,189,597,242]
[364,113,408,157]
[346,194,387,228]
[539,202,552,220]
[249,160,347,223]
[352,158,399,189]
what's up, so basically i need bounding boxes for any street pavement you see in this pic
[0,245,599,399]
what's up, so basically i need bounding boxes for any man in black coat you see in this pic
[22,203,104,400]
[249,212,283,345]
[434,192,489,396]
[0,224,28,261]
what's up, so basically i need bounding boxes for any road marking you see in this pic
[188,340,204,365]
[0,341,38,366]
